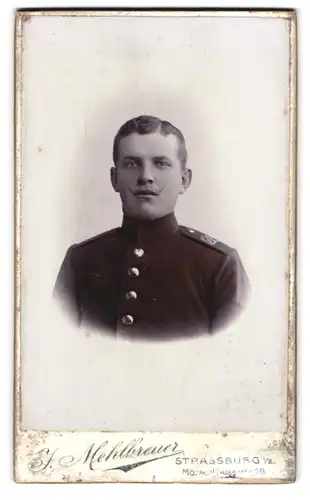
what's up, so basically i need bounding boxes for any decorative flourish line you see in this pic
[104,451,183,473]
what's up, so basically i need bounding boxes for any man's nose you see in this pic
[137,161,154,184]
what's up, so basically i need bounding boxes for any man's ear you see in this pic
[110,167,119,192]
[179,168,192,194]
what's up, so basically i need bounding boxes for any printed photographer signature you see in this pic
[27,438,184,474]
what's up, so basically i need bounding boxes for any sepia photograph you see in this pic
[15,9,296,483]
[53,113,250,338]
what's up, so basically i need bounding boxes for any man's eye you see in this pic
[124,160,138,168]
[154,159,170,168]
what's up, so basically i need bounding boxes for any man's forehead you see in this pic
[118,132,179,157]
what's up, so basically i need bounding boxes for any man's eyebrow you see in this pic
[152,155,172,162]
[123,155,141,161]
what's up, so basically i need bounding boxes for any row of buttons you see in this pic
[121,248,144,326]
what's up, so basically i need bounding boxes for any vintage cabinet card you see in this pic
[14,9,297,483]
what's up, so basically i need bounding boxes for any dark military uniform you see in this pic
[53,213,249,339]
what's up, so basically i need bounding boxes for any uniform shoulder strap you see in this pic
[179,225,233,255]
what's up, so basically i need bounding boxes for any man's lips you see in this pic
[132,190,160,196]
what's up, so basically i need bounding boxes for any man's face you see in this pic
[111,132,191,220]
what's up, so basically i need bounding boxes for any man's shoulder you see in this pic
[179,225,234,256]
[71,227,121,253]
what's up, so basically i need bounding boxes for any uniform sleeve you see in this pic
[211,249,250,332]
[53,245,81,325]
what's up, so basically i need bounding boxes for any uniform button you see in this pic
[128,267,139,277]
[125,291,137,300]
[121,314,134,325]
[133,248,144,258]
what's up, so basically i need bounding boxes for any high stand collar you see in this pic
[121,212,179,247]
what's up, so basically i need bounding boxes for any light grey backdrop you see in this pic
[21,14,289,431]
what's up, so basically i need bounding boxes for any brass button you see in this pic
[128,267,139,277]
[126,291,137,300]
[121,314,134,326]
[133,248,144,258]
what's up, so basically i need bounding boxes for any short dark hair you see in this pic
[113,115,188,168]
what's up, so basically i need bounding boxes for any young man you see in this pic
[54,115,249,338]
